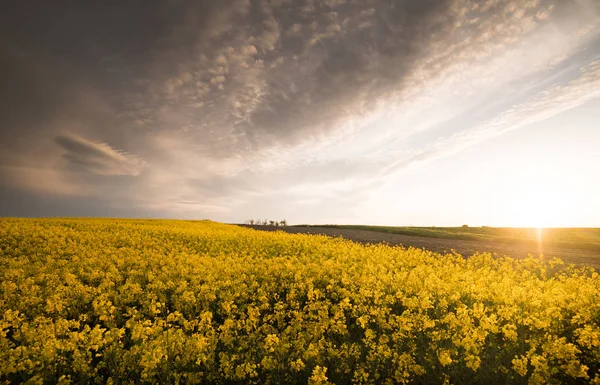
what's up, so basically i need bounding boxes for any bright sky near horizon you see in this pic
[1,0,599,227]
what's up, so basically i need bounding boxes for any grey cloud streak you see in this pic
[55,134,147,176]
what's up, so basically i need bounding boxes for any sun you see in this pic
[490,156,578,229]
[511,189,569,228]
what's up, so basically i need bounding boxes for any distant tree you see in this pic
[462,224,469,228]
[248,219,287,226]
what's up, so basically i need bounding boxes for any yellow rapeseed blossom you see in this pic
[437,350,453,367]
[512,355,528,377]
[0,218,599,384]
[309,366,331,385]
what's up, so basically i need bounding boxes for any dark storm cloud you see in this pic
[230,0,456,147]
[3,0,456,180]
[33,0,457,154]
[0,0,560,154]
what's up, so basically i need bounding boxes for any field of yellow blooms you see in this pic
[1,218,599,384]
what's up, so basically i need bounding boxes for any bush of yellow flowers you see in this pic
[1,218,599,384]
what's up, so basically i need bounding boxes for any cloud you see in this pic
[383,59,600,175]
[117,0,598,166]
[55,134,147,176]
[1,0,600,221]
[117,0,463,151]
[479,60,600,130]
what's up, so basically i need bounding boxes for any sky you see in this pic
[1,0,599,227]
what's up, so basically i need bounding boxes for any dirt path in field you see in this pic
[242,225,600,270]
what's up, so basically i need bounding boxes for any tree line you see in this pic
[245,219,288,227]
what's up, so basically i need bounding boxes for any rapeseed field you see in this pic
[1,218,599,384]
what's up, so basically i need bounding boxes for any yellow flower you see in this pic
[309,366,331,385]
[438,350,453,366]
[512,355,528,377]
